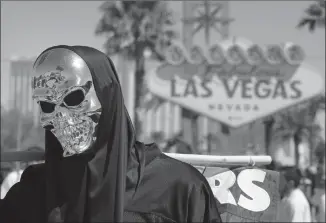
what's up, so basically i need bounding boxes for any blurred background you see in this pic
[0,0,325,211]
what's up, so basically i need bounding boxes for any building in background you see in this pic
[9,58,38,126]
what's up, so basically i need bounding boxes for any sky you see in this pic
[1,1,325,108]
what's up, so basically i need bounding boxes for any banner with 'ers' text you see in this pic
[194,166,280,222]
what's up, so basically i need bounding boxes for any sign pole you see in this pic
[181,0,233,154]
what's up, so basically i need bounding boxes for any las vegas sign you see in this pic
[146,38,324,128]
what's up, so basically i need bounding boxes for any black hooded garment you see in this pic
[0,46,222,223]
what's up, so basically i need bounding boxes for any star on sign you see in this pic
[183,1,234,44]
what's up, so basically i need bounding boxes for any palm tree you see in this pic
[296,1,325,173]
[161,132,201,154]
[307,94,325,158]
[273,97,324,167]
[95,1,177,138]
[315,140,325,165]
[263,116,275,156]
[298,0,325,32]
[200,133,223,155]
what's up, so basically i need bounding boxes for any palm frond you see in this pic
[305,3,324,17]
[273,100,323,145]
[120,1,137,13]
[96,1,177,58]
[103,37,122,55]
[99,1,124,19]
[298,0,325,31]
[309,20,317,31]
[297,18,314,29]
[95,17,117,36]
[135,1,158,11]
[99,1,116,11]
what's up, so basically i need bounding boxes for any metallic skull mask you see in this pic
[32,48,102,157]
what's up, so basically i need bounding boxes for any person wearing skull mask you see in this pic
[0,46,222,223]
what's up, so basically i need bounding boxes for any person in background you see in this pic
[277,167,312,222]
[315,189,325,222]
[265,160,278,171]
[0,162,23,199]
[312,175,325,222]
[317,188,325,222]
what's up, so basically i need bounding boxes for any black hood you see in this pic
[37,45,142,222]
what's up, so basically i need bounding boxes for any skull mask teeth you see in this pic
[49,104,96,156]
[32,48,102,157]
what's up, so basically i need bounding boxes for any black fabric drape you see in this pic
[1,45,224,223]
[38,45,143,223]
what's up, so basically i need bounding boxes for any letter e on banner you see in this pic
[237,169,271,212]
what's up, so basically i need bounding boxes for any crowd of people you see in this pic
[277,167,325,222]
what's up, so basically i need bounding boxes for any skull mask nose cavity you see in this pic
[56,112,63,118]
[67,117,75,125]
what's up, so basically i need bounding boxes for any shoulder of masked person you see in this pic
[0,163,46,223]
[1,169,23,199]
[126,142,222,223]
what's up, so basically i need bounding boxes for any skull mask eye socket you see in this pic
[63,89,85,107]
[39,101,56,113]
